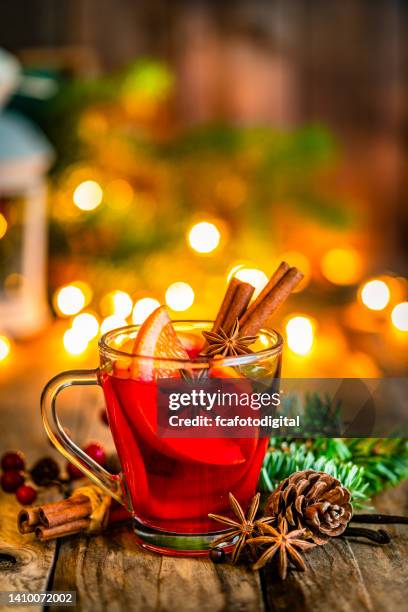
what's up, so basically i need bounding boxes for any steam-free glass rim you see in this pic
[99,320,283,366]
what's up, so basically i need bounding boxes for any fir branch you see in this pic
[259,436,408,508]
[344,438,408,498]
[259,439,369,507]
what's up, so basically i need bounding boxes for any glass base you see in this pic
[132,518,232,557]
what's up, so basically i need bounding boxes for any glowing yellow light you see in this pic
[72,312,99,340]
[113,291,133,318]
[0,335,11,361]
[321,248,363,285]
[391,302,408,331]
[55,285,86,316]
[286,316,315,356]
[235,268,268,298]
[0,213,7,239]
[360,280,390,311]
[227,264,245,282]
[63,328,89,355]
[100,291,133,317]
[106,179,134,210]
[100,315,128,335]
[188,222,221,254]
[165,282,195,311]
[73,180,103,211]
[132,297,160,324]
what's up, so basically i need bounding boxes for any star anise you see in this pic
[208,492,271,563]
[179,368,208,383]
[247,518,316,579]
[201,320,257,358]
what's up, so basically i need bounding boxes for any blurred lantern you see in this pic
[0,49,53,337]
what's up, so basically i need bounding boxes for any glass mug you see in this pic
[41,321,282,555]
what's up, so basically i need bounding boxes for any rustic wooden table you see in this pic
[0,332,407,612]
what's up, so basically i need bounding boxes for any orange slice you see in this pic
[131,305,189,380]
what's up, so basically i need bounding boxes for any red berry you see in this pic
[1,451,25,471]
[1,470,25,493]
[84,442,106,466]
[66,462,83,481]
[16,484,37,505]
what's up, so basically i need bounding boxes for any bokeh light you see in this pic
[360,279,390,311]
[63,328,89,355]
[280,251,311,291]
[106,179,134,210]
[0,335,11,361]
[132,297,160,324]
[188,221,221,254]
[73,180,103,211]
[0,213,7,239]
[72,312,100,340]
[321,247,363,285]
[55,285,86,316]
[234,267,268,298]
[286,316,315,356]
[100,315,128,335]
[101,290,133,318]
[391,302,408,332]
[165,282,195,311]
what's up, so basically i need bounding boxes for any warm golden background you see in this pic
[0,0,407,381]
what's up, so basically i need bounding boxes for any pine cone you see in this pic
[264,470,353,544]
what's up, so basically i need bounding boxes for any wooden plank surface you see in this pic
[1,332,407,612]
[50,524,264,612]
[0,492,56,612]
[0,332,108,611]
[262,479,408,612]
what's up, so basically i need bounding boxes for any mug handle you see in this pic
[41,369,126,506]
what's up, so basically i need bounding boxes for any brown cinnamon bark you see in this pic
[239,261,290,328]
[39,496,92,528]
[211,276,241,333]
[221,282,255,335]
[17,507,41,534]
[35,518,91,541]
[240,267,304,336]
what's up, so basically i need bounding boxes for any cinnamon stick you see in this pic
[221,281,255,335]
[39,496,92,528]
[212,276,241,333]
[35,518,91,541]
[240,267,304,336]
[18,485,132,541]
[239,261,290,328]
[18,507,41,534]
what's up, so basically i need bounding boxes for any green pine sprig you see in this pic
[259,439,369,507]
[259,394,408,508]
